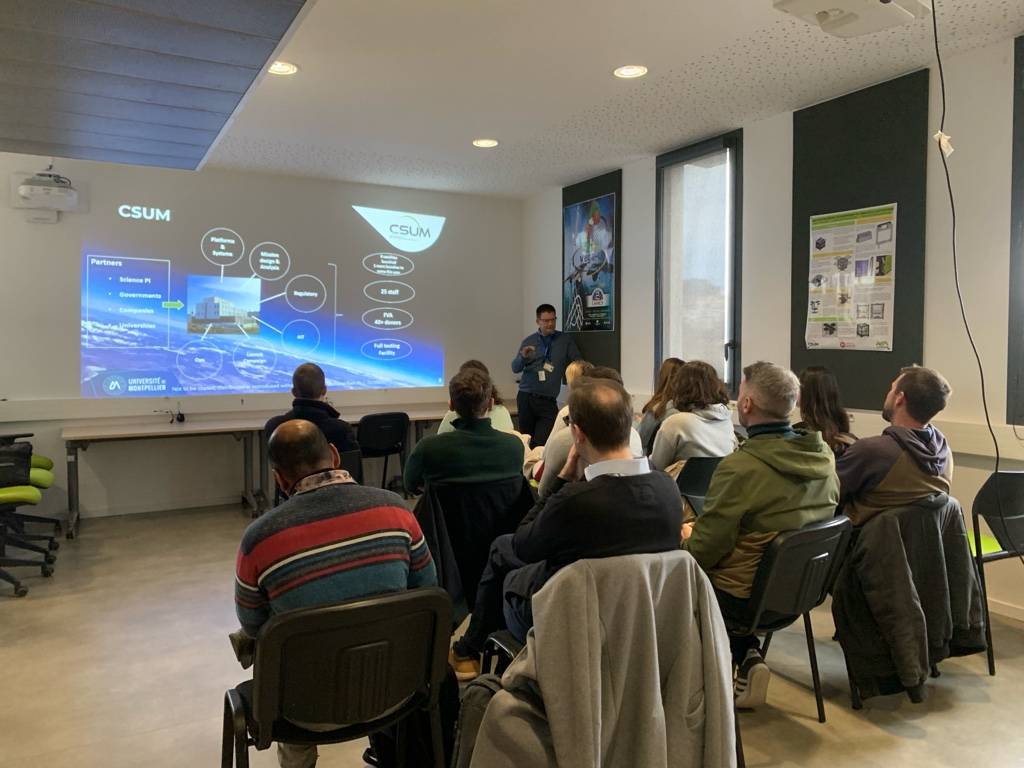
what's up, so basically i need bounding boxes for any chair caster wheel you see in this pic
[41,565,54,577]
[48,540,60,551]
[44,554,56,565]
[14,584,28,597]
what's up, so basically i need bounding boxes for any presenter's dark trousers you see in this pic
[517,391,559,448]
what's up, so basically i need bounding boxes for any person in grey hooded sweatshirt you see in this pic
[649,360,737,471]
[837,365,953,526]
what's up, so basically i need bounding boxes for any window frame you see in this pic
[654,129,744,396]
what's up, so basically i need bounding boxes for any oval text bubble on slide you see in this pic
[361,307,414,331]
[360,338,413,361]
[363,281,415,304]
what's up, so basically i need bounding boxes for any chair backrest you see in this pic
[745,515,852,630]
[250,587,452,749]
[973,471,1024,554]
[339,449,364,484]
[356,412,410,456]
[676,456,724,498]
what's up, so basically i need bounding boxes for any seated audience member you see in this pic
[449,377,682,679]
[264,362,358,454]
[795,366,857,456]
[536,366,644,498]
[683,362,838,708]
[836,365,952,526]
[649,361,736,471]
[638,357,685,453]
[235,419,437,767]
[404,368,525,493]
[546,358,595,441]
[436,360,515,434]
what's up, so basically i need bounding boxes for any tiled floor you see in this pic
[2,505,1022,766]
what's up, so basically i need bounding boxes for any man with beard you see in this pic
[836,365,953,526]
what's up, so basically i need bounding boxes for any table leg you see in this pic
[255,429,270,513]
[241,433,259,517]
[65,441,81,539]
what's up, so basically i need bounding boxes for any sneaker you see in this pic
[734,649,770,709]
[449,645,481,682]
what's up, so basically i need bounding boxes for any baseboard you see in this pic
[989,597,1024,623]
[79,494,245,519]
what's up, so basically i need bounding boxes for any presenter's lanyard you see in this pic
[539,333,556,363]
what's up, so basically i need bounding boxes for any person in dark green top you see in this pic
[404,368,526,493]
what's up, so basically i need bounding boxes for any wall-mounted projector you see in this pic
[17,170,78,211]
[774,0,932,38]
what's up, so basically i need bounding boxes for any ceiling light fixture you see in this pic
[472,139,500,148]
[613,64,648,79]
[268,60,299,76]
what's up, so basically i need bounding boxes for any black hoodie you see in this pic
[264,399,359,454]
[836,425,952,525]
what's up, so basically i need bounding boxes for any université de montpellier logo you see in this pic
[352,206,446,253]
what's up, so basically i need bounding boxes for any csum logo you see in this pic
[118,204,171,222]
[352,206,446,253]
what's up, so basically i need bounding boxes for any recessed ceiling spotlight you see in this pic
[613,64,648,79]
[268,60,299,76]
[472,139,500,148]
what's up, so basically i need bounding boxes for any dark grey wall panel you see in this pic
[0,109,217,145]
[1008,36,1024,425]
[1,138,197,168]
[790,69,929,411]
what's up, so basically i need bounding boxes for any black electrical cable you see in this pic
[930,1,1024,567]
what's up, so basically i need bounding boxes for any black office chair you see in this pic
[676,456,724,516]
[222,587,453,768]
[971,471,1024,676]
[357,413,410,489]
[724,515,852,723]
[338,449,364,485]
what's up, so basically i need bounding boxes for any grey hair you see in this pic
[743,361,800,420]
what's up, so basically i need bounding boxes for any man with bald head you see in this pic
[235,419,436,767]
[449,377,682,680]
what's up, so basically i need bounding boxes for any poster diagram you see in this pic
[805,204,897,352]
[563,193,615,332]
[80,207,446,398]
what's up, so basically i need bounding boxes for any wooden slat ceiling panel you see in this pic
[0,0,306,170]
[0,82,227,131]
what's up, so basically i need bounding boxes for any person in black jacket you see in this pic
[449,376,682,680]
[264,363,359,456]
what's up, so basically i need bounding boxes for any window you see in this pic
[655,131,742,393]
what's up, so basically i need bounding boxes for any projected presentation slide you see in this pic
[80,206,445,398]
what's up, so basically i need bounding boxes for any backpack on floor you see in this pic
[450,674,503,768]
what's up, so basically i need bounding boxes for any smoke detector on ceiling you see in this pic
[774,0,932,38]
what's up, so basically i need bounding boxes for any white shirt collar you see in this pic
[584,456,651,481]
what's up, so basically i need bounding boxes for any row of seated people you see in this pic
[237,356,975,766]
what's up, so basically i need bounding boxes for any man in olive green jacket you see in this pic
[684,361,838,709]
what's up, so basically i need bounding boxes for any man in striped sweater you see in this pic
[234,419,436,767]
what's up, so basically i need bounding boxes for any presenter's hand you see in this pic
[520,345,536,359]
[681,522,695,542]
[558,445,585,482]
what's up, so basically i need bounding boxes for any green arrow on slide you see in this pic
[162,299,184,310]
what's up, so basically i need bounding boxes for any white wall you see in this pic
[520,37,1023,618]
[1,155,523,517]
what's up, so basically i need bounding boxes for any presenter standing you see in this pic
[512,303,581,447]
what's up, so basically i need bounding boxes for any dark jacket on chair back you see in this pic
[264,399,359,454]
[832,493,987,702]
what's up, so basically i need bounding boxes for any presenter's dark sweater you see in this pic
[403,416,525,493]
[513,470,683,581]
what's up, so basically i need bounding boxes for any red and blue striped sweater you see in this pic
[235,470,436,635]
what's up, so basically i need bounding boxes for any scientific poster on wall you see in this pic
[562,192,616,332]
[805,203,897,351]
